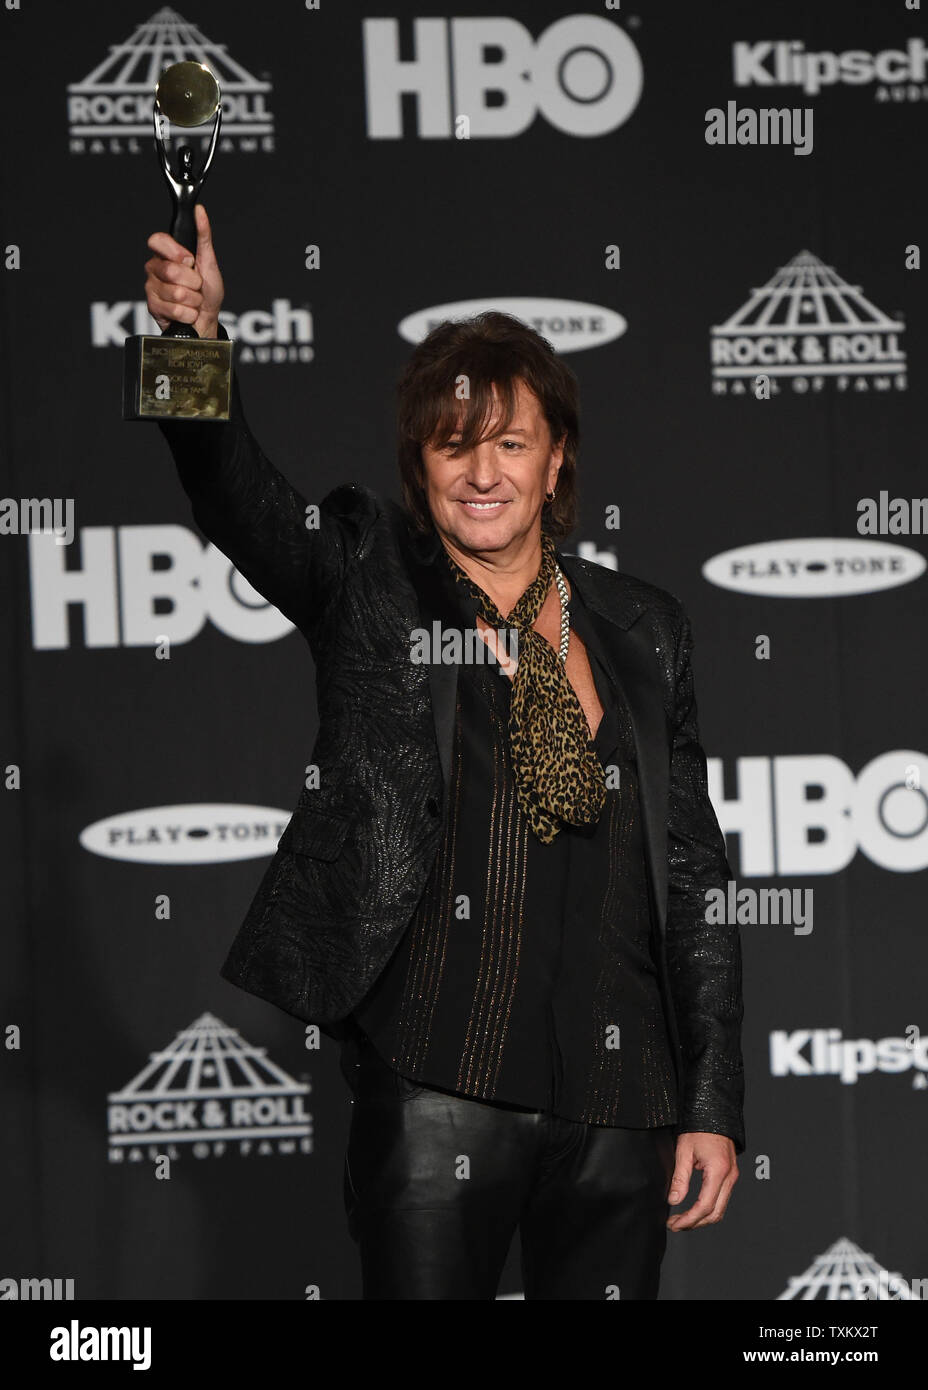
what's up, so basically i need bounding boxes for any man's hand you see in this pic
[144,203,225,338]
[666,1131,738,1231]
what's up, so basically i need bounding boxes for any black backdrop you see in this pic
[2,0,926,1302]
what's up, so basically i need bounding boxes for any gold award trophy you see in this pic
[123,61,232,422]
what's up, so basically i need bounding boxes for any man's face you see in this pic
[420,378,564,558]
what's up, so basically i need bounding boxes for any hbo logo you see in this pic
[28,526,294,649]
[363,14,644,138]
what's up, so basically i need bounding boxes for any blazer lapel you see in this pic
[557,551,672,931]
[391,508,460,807]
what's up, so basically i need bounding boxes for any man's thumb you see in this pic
[668,1163,690,1204]
[194,203,215,261]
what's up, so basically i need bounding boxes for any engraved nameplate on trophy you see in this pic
[123,61,232,422]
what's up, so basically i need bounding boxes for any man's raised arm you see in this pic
[144,204,378,642]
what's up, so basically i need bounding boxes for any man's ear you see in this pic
[548,434,566,488]
[553,431,566,467]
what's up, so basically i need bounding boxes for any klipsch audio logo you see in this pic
[68,7,274,154]
[363,15,643,138]
[710,251,907,394]
[91,299,314,364]
[398,298,627,354]
[107,1014,312,1162]
[733,39,928,104]
[778,1238,924,1301]
[770,1029,928,1086]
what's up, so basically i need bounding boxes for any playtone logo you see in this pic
[398,298,627,355]
[702,538,925,597]
[770,1029,928,1085]
[364,14,643,138]
[81,805,291,864]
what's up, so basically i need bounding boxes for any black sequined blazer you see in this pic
[158,348,745,1152]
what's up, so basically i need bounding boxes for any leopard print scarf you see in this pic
[442,531,606,843]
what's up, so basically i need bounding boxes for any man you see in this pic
[145,204,744,1301]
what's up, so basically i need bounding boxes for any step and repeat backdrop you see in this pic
[2,0,926,1301]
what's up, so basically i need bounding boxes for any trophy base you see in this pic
[123,334,233,422]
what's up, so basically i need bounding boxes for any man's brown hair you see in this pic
[395,311,579,540]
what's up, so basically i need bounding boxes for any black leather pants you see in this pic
[341,1033,676,1300]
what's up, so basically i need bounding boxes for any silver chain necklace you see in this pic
[554,565,570,664]
[474,556,570,668]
